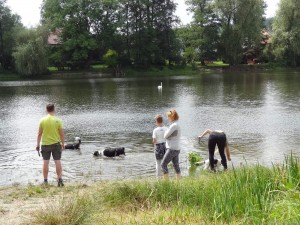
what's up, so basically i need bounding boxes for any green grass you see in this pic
[206,61,230,67]
[125,65,199,77]
[29,154,300,225]
[48,64,108,72]
[91,64,108,69]
[48,67,71,72]
[32,194,93,225]
[0,71,21,81]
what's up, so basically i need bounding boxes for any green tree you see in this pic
[272,0,300,66]
[41,0,98,69]
[215,0,265,65]
[185,0,220,65]
[176,25,197,64]
[119,0,180,68]
[13,26,49,76]
[102,49,118,68]
[42,0,181,70]
[0,0,23,69]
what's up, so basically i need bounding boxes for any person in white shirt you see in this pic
[161,109,181,180]
[152,115,168,177]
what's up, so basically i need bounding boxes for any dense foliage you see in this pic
[41,0,181,69]
[180,0,266,65]
[272,0,300,66]
[13,27,49,76]
[0,0,23,70]
[1,0,300,76]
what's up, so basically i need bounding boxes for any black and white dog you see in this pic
[196,159,222,171]
[65,137,81,150]
[93,147,125,158]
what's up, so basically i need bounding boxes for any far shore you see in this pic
[1,64,298,82]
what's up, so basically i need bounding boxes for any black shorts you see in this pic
[41,143,62,160]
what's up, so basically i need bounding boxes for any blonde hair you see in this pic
[166,109,179,122]
[155,114,163,123]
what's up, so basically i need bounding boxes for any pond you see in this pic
[0,71,300,186]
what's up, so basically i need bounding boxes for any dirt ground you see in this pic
[0,187,42,225]
[0,181,95,225]
[0,183,79,225]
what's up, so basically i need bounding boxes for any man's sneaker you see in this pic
[42,179,48,186]
[58,178,64,187]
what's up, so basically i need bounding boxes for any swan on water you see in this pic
[158,82,162,89]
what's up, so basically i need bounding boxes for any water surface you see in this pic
[0,72,300,185]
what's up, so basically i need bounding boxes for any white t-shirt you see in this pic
[152,126,168,144]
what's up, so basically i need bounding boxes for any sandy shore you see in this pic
[0,186,40,225]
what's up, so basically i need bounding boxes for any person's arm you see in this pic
[59,128,65,150]
[225,143,231,161]
[198,129,213,139]
[36,127,43,151]
[164,124,176,139]
[153,138,157,144]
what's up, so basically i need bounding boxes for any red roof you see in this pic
[48,30,62,45]
[261,38,272,45]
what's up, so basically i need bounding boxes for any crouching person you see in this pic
[198,129,231,171]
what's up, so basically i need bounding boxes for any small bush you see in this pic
[188,152,203,166]
[32,194,93,225]
[102,49,118,68]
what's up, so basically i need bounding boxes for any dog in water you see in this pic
[93,147,125,158]
[196,159,222,171]
[65,137,81,150]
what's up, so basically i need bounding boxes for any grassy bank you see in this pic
[1,155,297,225]
[0,72,21,81]
[2,63,300,81]
[124,65,200,77]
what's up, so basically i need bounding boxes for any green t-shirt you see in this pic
[39,115,63,146]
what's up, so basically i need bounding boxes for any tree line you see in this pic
[0,0,300,76]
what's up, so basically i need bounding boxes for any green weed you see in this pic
[188,152,203,166]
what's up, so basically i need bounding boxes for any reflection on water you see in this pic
[0,72,300,185]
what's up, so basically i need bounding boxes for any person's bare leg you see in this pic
[43,160,50,180]
[54,160,62,179]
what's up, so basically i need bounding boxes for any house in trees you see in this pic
[244,30,272,64]
[47,29,61,45]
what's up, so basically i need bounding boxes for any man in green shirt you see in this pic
[36,104,65,186]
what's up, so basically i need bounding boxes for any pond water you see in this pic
[0,71,300,186]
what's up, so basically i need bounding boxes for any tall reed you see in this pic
[102,155,300,223]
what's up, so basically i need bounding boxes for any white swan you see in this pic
[158,82,162,89]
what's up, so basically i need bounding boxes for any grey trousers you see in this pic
[156,159,162,177]
[161,149,181,174]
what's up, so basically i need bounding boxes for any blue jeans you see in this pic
[161,149,181,174]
